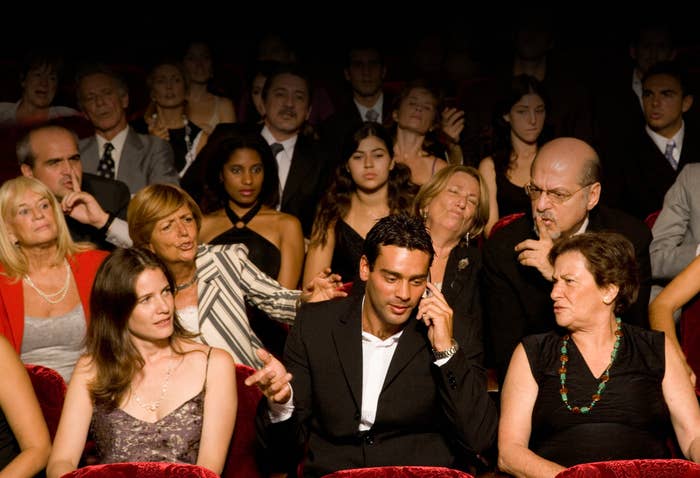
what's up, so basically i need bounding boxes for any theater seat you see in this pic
[24,363,67,441]
[489,212,525,239]
[321,466,475,477]
[221,364,264,478]
[554,458,700,478]
[60,462,219,477]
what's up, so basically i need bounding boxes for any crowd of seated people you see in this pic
[2,12,700,477]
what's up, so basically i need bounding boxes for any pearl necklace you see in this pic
[559,317,623,414]
[133,355,177,413]
[23,259,71,304]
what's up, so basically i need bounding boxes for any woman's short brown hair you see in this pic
[127,184,202,249]
[549,232,639,315]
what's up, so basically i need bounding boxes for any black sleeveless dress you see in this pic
[495,173,529,218]
[210,221,287,359]
[330,220,364,284]
[523,324,671,468]
[0,408,19,469]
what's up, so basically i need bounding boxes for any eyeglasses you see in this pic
[524,182,593,204]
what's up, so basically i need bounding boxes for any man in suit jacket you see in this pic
[483,137,652,384]
[259,63,329,237]
[319,43,393,164]
[248,214,497,477]
[75,65,179,195]
[615,60,698,220]
[17,124,131,250]
[650,163,700,287]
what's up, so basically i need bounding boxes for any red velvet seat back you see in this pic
[645,210,661,229]
[681,295,700,396]
[554,458,700,478]
[24,363,67,441]
[489,212,526,239]
[221,364,264,478]
[321,465,475,477]
[60,462,219,477]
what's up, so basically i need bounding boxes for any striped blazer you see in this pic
[195,243,300,368]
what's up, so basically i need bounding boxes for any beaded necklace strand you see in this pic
[559,317,623,414]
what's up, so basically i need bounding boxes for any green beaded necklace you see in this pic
[559,317,623,414]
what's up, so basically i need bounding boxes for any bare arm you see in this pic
[46,357,95,478]
[197,348,237,474]
[662,335,700,461]
[498,344,565,478]
[0,338,51,478]
[219,97,236,123]
[478,156,499,237]
[277,215,305,289]
[649,255,700,384]
[302,224,336,286]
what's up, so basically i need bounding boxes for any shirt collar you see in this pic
[645,121,684,157]
[261,125,298,151]
[354,93,384,122]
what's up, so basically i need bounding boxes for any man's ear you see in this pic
[586,182,601,211]
[683,94,694,114]
[359,255,370,281]
[20,164,34,178]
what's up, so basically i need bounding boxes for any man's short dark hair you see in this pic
[642,60,691,96]
[363,214,434,270]
[260,62,312,102]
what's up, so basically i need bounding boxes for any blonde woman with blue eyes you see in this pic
[413,165,490,366]
[478,74,550,237]
[0,177,108,382]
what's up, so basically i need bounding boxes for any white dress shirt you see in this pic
[96,126,128,177]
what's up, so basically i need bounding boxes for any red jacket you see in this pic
[0,249,108,353]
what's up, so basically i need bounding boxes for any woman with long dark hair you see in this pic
[303,122,416,284]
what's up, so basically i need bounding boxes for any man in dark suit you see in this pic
[247,214,497,477]
[483,137,652,384]
[17,124,131,250]
[259,63,329,237]
[616,60,698,220]
[319,43,393,163]
[75,65,179,196]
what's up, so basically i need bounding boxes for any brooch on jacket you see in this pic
[458,258,470,271]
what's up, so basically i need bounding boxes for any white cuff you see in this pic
[267,384,295,423]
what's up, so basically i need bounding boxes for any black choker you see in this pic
[175,274,198,292]
[225,201,263,229]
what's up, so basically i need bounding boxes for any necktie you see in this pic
[98,143,115,179]
[270,142,284,157]
[664,140,677,170]
[365,109,379,123]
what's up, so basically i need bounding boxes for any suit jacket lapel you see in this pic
[382,315,427,392]
[442,244,471,306]
[332,295,364,409]
[282,136,307,208]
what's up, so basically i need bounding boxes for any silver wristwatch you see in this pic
[432,339,459,360]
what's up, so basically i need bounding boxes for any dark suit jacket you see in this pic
[79,126,179,195]
[443,242,484,365]
[319,93,395,167]
[256,290,498,478]
[65,173,131,250]
[279,133,330,237]
[617,125,700,220]
[482,206,652,383]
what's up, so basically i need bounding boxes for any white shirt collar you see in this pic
[354,93,384,123]
[645,121,684,162]
[96,126,129,175]
[261,125,298,151]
